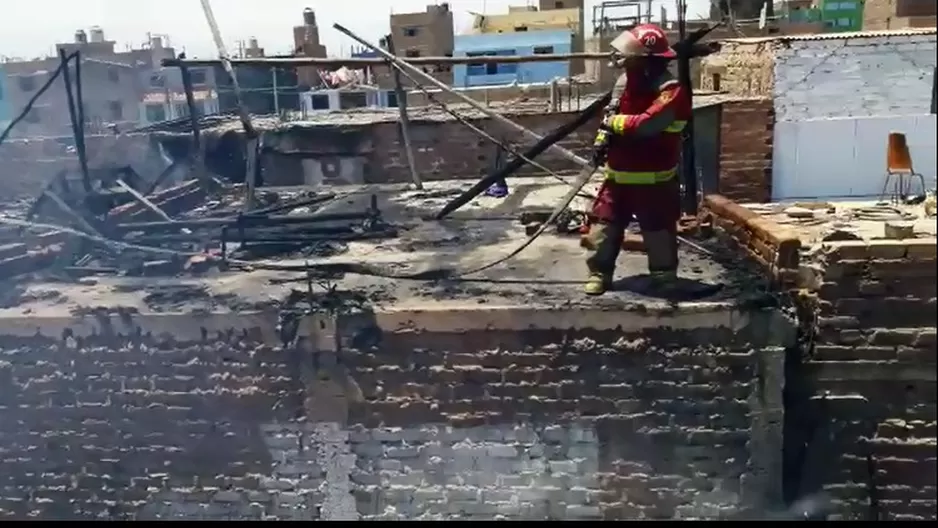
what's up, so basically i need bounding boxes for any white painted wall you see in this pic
[774,115,937,200]
[771,33,938,200]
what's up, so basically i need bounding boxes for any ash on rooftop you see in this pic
[0,177,762,317]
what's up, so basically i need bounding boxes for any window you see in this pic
[403,27,419,37]
[189,68,207,85]
[149,74,165,88]
[18,75,36,92]
[466,50,517,77]
[897,0,937,17]
[310,93,330,110]
[825,2,839,10]
[174,103,188,117]
[838,17,851,26]
[108,67,120,83]
[339,91,367,109]
[23,107,40,123]
[405,49,421,58]
[386,90,398,108]
[555,1,564,7]
[711,73,722,92]
[108,101,123,120]
[514,26,529,32]
[533,46,554,55]
[145,103,166,123]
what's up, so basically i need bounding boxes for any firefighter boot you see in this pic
[643,229,680,292]
[584,222,624,295]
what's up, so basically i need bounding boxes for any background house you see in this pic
[701,28,937,201]
[453,30,576,87]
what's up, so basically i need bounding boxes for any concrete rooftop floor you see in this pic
[739,199,937,248]
[1,178,764,319]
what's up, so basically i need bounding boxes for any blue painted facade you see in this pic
[453,30,573,88]
[350,46,381,59]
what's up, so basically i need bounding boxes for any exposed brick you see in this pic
[716,99,775,203]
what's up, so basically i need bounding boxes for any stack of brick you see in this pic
[701,194,801,286]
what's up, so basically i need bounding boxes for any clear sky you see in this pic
[0,0,712,60]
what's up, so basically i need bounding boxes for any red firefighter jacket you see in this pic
[598,71,691,185]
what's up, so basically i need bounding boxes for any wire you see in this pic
[0,51,78,147]
[388,62,592,194]
[0,214,587,283]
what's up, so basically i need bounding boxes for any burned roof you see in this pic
[144,93,741,137]
[0,178,764,317]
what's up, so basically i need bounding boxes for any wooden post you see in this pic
[272,67,281,115]
[244,135,260,212]
[58,49,91,193]
[115,179,174,222]
[179,63,208,186]
[385,36,423,190]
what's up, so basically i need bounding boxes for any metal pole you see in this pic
[332,23,590,169]
[199,0,257,138]
[198,0,259,211]
[180,64,202,150]
[676,0,699,216]
[74,50,87,155]
[162,52,616,68]
[272,67,280,115]
[386,35,423,190]
[58,49,91,193]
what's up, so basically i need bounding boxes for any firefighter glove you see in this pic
[602,114,633,135]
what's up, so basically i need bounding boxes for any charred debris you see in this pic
[0,7,721,286]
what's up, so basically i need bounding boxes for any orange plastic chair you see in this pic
[881,132,926,203]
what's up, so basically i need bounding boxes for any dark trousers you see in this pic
[584,179,680,276]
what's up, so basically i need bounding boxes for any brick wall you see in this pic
[367,110,598,185]
[0,306,793,520]
[863,0,938,30]
[2,98,776,205]
[339,322,787,520]
[717,99,775,203]
[773,33,936,122]
[0,331,305,520]
[699,41,776,97]
[0,133,165,199]
[793,239,937,520]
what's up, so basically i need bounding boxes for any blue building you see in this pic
[453,30,574,88]
[350,45,381,59]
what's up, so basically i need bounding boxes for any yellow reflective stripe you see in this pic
[664,120,687,133]
[594,130,608,145]
[608,114,630,134]
[604,166,678,184]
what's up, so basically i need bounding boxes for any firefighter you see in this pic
[583,23,691,296]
